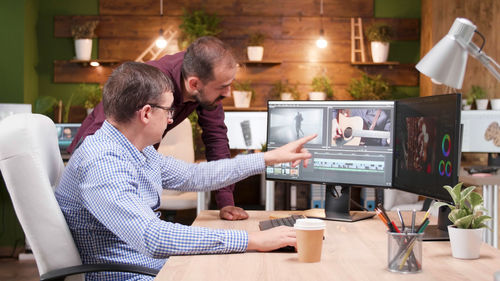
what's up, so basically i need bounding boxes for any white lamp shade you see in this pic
[416,35,469,89]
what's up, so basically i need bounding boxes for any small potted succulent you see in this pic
[270,80,300,100]
[71,20,99,60]
[247,32,266,61]
[434,183,491,259]
[232,80,254,108]
[467,85,488,110]
[309,75,334,100]
[365,23,393,63]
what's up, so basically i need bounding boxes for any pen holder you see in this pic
[387,232,423,273]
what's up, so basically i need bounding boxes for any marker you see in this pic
[411,209,416,233]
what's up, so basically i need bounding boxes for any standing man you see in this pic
[68,36,246,220]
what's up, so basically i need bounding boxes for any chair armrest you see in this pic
[40,263,159,281]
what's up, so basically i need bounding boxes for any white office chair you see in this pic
[0,113,157,281]
[157,119,208,214]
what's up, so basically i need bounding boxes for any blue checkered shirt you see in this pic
[55,121,265,281]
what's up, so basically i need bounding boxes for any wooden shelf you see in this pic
[351,61,400,66]
[67,59,122,66]
[54,60,120,83]
[223,106,267,111]
[239,61,281,66]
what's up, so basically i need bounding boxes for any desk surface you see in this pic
[155,211,500,281]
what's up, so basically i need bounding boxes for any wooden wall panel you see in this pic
[54,0,421,99]
[54,61,117,84]
[100,0,373,18]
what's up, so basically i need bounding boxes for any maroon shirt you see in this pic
[67,52,235,208]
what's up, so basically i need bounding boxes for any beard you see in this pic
[193,88,225,111]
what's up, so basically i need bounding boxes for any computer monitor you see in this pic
[461,110,500,166]
[55,123,81,152]
[393,93,461,240]
[266,100,395,221]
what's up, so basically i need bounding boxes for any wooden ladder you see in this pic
[135,26,177,62]
[350,17,366,63]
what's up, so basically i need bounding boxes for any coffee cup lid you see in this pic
[294,218,326,230]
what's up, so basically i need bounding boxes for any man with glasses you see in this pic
[69,36,248,221]
[55,62,316,280]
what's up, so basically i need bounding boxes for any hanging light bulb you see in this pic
[155,28,167,49]
[316,29,327,49]
[316,0,327,49]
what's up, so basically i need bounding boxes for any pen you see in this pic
[417,218,430,233]
[391,221,401,233]
[397,208,405,231]
[411,209,416,233]
[399,219,430,270]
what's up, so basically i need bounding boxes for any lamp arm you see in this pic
[466,42,500,83]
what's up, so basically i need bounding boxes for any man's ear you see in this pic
[186,76,202,92]
[138,104,153,124]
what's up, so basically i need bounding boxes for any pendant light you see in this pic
[155,0,167,49]
[316,0,327,49]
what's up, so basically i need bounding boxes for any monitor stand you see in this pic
[320,185,375,222]
[423,205,451,241]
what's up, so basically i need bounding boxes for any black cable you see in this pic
[474,30,486,52]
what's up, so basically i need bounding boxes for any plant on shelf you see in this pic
[232,80,254,108]
[247,31,266,61]
[310,75,334,100]
[71,20,99,60]
[347,73,392,100]
[178,9,221,50]
[365,23,393,63]
[467,85,488,110]
[434,182,491,259]
[78,84,102,114]
[270,80,299,100]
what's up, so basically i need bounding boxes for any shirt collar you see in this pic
[101,120,147,165]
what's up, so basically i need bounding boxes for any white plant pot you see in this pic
[86,108,94,115]
[475,99,489,110]
[280,92,294,100]
[308,91,326,100]
[490,99,500,110]
[74,38,92,60]
[247,46,264,61]
[371,41,389,63]
[463,105,472,110]
[232,91,252,108]
[448,225,483,259]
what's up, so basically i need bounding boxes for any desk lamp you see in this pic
[416,18,500,89]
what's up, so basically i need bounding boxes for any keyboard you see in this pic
[259,215,305,252]
[259,214,305,231]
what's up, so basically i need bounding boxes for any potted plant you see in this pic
[232,80,254,108]
[247,32,266,61]
[365,23,393,63]
[347,73,392,100]
[71,20,99,60]
[270,80,299,100]
[462,93,474,110]
[178,9,221,50]
[80,84,102,115]
[309,75,334,100]
[434,183,491,259]
[467,85,488,110]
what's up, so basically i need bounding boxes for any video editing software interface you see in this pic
[266,100,394,187]
[393,94,461,203]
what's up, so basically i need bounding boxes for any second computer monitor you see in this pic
[266,100,395,188]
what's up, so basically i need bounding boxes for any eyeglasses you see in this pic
[149,104,175,119]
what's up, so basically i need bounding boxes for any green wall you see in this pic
[37,0,99,106]
[375,0,421,99]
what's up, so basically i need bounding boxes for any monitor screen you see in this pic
[393,93,461,203]
[224,111,267,150]
[266,100,395,187]
[55,123,81,152]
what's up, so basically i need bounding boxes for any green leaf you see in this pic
[472,215,491,229]
[449,209,467,224]
[459,185,476,207]
[433,201,452,210]
[469,191,483,211]
[454,214,473,229]
[451,183,463,207]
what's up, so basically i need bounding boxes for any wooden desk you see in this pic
[155,211,500,281]
[460,168,500,248]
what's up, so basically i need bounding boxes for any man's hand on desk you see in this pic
[247,226,296,252]
[219,206,249,220]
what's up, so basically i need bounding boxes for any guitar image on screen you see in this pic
[332,113,390,146]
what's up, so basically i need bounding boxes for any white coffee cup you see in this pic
[294,218,326,262]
